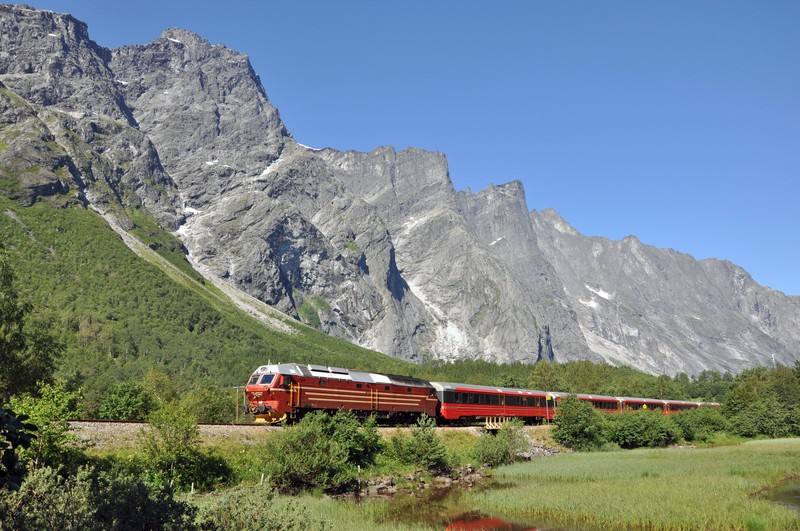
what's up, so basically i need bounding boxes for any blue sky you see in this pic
[22,1,800,295]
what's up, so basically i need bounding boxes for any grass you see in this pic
[266,439,800,530]
[182,439,800,530]
[462,438,800,530]
[298,295,331,328]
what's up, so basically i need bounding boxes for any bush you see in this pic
[0,465,197,530]
[139,402,230,491]
[99,381,156,421]
[604,411,681,448]
[180,385,236,424]
[472,419,529,467]
[388,415,450,474]
[729,395,791,438]
[315,411,382,468]
[552,395,606,450]
[197,482,330,531]
[8,381,85,471]
[671,407,730,442]
[260,412,357,493]
[0,408,36,490]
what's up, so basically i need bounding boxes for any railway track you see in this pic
[67,420,493,449]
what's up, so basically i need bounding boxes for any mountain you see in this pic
[1,4,797,376]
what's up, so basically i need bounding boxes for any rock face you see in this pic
[0,4,179,227]
[1,5,798,374]
[532,209,800,374]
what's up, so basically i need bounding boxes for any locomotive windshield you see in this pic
[259,374,274,385]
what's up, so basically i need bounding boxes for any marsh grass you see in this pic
[464,438,800,530]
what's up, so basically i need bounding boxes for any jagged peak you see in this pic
[2,3,93,45]
[535,208,580,236]
[460,179,525,200]
[159,28,210,48]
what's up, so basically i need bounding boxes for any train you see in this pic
[244,362,718,426]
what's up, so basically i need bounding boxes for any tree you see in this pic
[143,369,178,406]
[179,384,235,424]
[139,402,228,491]
[552,395,606,450]
[98,381,156,420]
[0,408,36,490]
[0,248,61,400]
[8,382,84,471]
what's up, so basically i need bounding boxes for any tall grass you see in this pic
[465,438,800,530]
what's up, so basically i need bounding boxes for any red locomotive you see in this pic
[245,363,717,424]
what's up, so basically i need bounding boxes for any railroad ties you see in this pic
[484,416,511,431]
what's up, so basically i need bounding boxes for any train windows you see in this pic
[407,387,412,393]
[319,378,326,385]
[248,374,259,385]
[384,386,391,391]
[594,401,617,410]
[356,383,363,389]
[259,374,274,385]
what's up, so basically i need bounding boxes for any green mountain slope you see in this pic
[0,198,416,406]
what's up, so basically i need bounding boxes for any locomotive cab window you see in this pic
[258,374,274,385]
[248,374,259,385]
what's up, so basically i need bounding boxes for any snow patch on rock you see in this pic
[585,284,613,300]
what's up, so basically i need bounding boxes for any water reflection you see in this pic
[767,480,800,513]
[375,482,568,530]
[445,511,541,530]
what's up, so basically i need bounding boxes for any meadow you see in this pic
[461,438,800,530]
[179,434,800,530]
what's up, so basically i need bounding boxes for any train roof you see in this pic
[251,363,433,389]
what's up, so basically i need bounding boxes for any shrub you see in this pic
[312,411,382,467]
[0,465,197,530]
[8,381,85,471]
[729,395,791,438]
[180,385,236,424]
[0,408,36,490]
[472,419,529,467]
[552,395,606,450]
[604,411,681,448]
[671,407,730,441]
[197,482,330,531]
[99,381,156,421]
[260,412,357,493]
[139,402,230,491]
[388,415,450,474]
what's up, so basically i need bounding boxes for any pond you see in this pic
[767,479,800,513]
[374,482,581,530]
